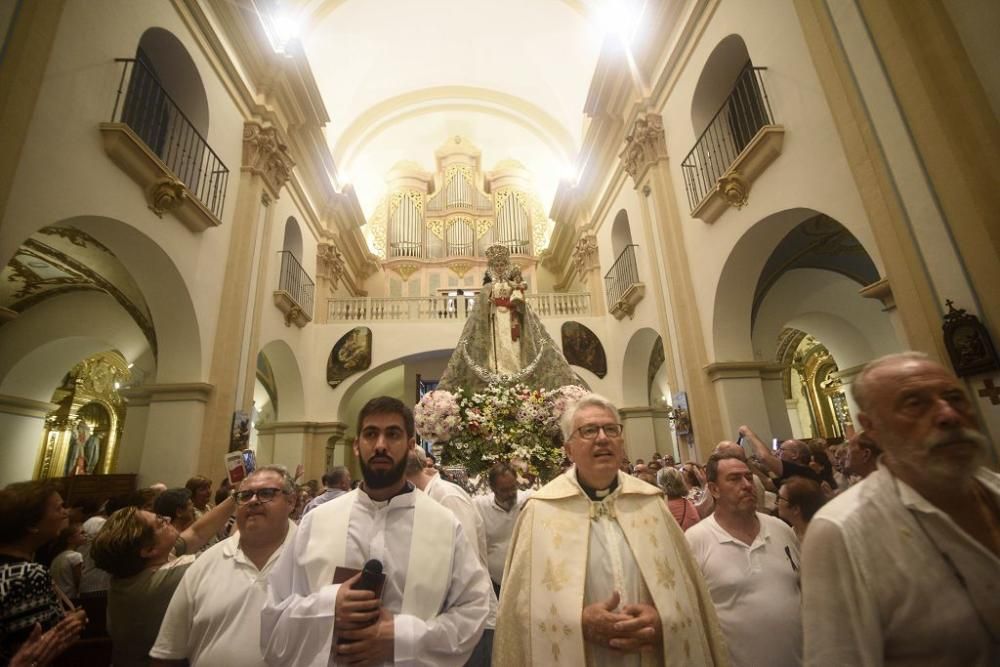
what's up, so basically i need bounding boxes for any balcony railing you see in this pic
[680,61,774,211]
[277,251,314,318]
[327,292,593,322]
[605,245,640,307]
[111,57,229,219]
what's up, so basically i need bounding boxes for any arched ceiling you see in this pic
[288,0,610,217]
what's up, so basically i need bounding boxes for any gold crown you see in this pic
[485,244,510,263]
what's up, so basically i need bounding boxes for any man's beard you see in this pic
[359,454,408,489]
[924,427,990,473]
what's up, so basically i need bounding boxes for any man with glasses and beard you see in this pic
[261,396,490,666]
[803,352,1000,666]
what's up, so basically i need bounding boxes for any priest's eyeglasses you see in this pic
[235,487,286,504]
[575,423,624,439]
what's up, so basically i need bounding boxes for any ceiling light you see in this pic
[596,0,640,42]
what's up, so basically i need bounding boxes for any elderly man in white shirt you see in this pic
[802,352,1000,667]
[150,466,297,666]
[473,462,530,593]
[686,453,802,667]
[261,397,490,666]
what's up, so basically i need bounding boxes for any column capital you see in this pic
[620,112,668,186]
[121,383,214,406]
[242,121,295,198]
[703,360,784,382]
[316,242,347,288]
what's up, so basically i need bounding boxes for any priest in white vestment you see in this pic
[494,394,729,666]
[261,397,491,666]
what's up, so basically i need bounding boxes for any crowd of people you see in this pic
[0,352,997,665]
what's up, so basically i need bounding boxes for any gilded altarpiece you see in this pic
[36,352,131,479]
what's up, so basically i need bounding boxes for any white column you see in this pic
[135,384,212,487]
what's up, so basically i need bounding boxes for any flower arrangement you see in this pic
[415,382,588,480]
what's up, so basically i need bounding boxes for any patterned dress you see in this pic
[0,555,63,662]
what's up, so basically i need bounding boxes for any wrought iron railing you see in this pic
[277,251,314,318]
[111,57,230,219]
[327,292,592,322]
[604,245,640,307]
[680,61,774,211]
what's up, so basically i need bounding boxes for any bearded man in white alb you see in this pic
[261,396,490,666]
[494,393,729,666]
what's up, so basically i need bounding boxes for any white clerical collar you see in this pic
[357,482,417,510]
[567,466,621,501]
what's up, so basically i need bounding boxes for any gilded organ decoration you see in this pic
[366,136,554,266]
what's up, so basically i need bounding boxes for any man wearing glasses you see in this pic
[149,466,297,666]
[494,393,728,666]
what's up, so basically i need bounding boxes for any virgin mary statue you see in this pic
[438,244,582,392]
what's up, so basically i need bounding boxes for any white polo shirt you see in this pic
[474,489,531,584]
[685,512,802,667]
[150,522,296,666]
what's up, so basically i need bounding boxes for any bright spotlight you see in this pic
[265,9,302,53]
[595,0,639,42]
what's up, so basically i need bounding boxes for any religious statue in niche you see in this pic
[438,244,581,392]
[327,326,373,388]
[63,420,102,476]
[560,321,607,379]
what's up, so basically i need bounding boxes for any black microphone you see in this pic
[356,559,383,593]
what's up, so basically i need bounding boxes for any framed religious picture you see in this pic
[942,300,999,377]
[560,321,607,378]
[327,327,373,387]
[229,411,251,452]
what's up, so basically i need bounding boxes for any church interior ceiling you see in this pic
[0,225,157,352]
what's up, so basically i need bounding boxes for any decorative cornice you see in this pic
[0,394,58,418]
[242,122,295,198]
[121,383,214,404]
[619,406,671,419]
[703,361,784,382]
[620,113,668,186]
[256,421,346,437]
[859,277,895,311]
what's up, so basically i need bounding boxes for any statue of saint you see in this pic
[438,244,581,392]
[64,420,101,476]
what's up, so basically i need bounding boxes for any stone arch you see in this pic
[65,216,202,382]
[282,217,304,262]
[610,209,634,259]
[690,34,752,135]
[0,216,200,387]
[258,339,306,422]
[621,327,662,406]
[135,27,209,136]
[712,207,884,362]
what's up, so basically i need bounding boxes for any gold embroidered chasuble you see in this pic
[493,470,729,666]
